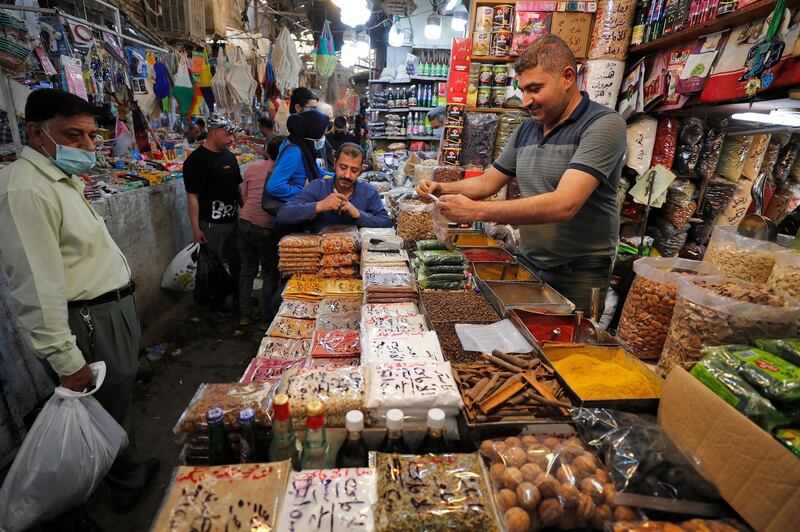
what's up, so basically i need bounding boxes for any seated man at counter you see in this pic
[417,36,627,313]
[276,142,392,231]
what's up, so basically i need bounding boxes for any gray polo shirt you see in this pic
[493,92,627,269]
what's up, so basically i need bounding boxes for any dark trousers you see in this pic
[66,294,148,499]
[200,220,241,305]
[237,219,279,319]
[520,255,614,315]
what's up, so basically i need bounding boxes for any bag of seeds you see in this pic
[766,251,800,300]
[690,349,787,431]
[462,112,500,168]
[397,199,435,242]
[696,118,728,179]
[715,136,753,182]
[703,225,783,284]
[657,277,800,376]
[755,338,800,366]
[617,258,721,361]
[673,118,705,174]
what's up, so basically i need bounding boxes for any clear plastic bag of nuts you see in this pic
[480,434,632,531]
[657,276,800,376]
[767,251,800,300]
[397,198,435,242]
[617,258,722,361]
[702,225,784,284]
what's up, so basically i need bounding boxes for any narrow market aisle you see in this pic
[85,310,264,532]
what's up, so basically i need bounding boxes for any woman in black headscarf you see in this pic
[265,109,333,202]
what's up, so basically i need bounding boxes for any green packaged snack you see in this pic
[417,272,466,283]
[774,428,800,457]
[732,348,800,405]
[755,339,800,366]
[415,249,467,266]
[691,352,786,431]
[416,239,448,251]
[417,279,466,290]
[418,263,468,275]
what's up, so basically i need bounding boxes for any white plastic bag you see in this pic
[160,242,199,291]
[455,318,534,353]
[0,362,128,532]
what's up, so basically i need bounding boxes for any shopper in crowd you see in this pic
[327,116,358,156]
[0,89,158,517]
[183,114,244,312]
[417,35,627,313]
[238,135,285,327]
[265,109,332,204]
[277,142,391,231]
[289,87,318,114]
[196,117,207,140]
[184,122,202,143]
[249,116,275,158]
[427,105,446,130]
[316,102,335,170]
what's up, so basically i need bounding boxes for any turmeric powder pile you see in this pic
[552,354,659,399]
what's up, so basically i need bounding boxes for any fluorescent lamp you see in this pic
[424,14,442,40]
[731,110,800,127]
[451,4,468,31]
[443,0,459,12]
[388,17,404,47]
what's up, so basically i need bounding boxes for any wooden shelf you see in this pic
[469,55,516,62]
[411,76,448,81]
[628,0,798,57]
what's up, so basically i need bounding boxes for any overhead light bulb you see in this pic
[341,2,371,27]
[340,41,357,67]
[451,4,468,31]
[424,14,442,40]
[388,17,404,47]
[356,32,370,58]
[443,0,459,12]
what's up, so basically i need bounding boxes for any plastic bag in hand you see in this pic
[0,362,127,532]
[193,245,234,306]
[160,242,199,291]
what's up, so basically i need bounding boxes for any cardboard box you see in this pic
[550,12,593,60]
[658,368,800,532]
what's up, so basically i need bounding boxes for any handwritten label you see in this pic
[581,60,625,108]
[365,315,429,339]
[257,337,312,360]
[152,463,290,532]
[278,468,377,532]
[588,0,636,60]
[550,12,592,59]
[366,362,462,411]
[362,331,445,365]
[241,357,305,383]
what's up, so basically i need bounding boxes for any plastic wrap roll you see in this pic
[580,59,625,109]
[588,0,638,60]
[626,115,658,176]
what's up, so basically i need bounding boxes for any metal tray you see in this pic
[540,344,663,413]
[460,247,516,263]
[452,233,500,248]
[470,261,540,282]
[509,309,619,346]
[479,279,575,316]
[456,410,574,444]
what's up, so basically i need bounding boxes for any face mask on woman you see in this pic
[307,136,325,151]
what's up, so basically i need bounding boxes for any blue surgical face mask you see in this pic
[307,136,326,151]
[43,128,97,175]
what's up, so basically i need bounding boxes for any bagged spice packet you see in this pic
[755,339,800,367]
[730,348,800,405]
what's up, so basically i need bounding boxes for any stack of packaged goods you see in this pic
[691,341,800,456]
[413,240,469,290]
[363,266,418,304]
[319,231,360,278]
[277,365,366,428]
[311,296,363,367]
[278,234,321,276]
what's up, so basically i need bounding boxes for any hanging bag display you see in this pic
[226,46,257,106]
[211,47,230,113]
[315,20,336,78]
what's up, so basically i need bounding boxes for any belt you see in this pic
[68,282,135,309]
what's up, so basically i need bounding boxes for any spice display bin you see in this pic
[508,309,618,347]
[470,261,539,282]
[478,278,576,316]
[541,344,663,413]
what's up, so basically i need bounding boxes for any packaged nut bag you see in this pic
[617,258,722,361]
[480,434,626,531]
[767,251,800,299]
[658,276,800,376]
[702,225,784,284]
[396,199,435,242]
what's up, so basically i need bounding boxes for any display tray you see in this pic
[508,309,619,346]
[460,246,516,262]
[479,278,575,316]
[456,410,573,444]
[452,233,500,248]
[470,261,539,282]
[540,344,663,413]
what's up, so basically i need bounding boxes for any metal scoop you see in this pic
[737,171,777,242]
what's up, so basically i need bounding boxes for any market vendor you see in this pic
[417,36,627,313]
[0,89,158,514]
[276,142,392,231]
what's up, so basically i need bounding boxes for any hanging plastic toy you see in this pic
[315,20,337,78]
[739,0,786,98]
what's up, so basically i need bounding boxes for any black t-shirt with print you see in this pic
[183,145,242,223]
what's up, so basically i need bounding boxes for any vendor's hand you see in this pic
[316,192,348,213]
[416,179,441,203]
[438,194,483,224]
[340,201,360,219]
[59,364,93,392]
[192,228,208,244]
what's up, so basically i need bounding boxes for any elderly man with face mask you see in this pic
[0,89,158,515]
[416,36,627,313]
[276,142,391,231]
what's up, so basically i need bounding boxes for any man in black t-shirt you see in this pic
[183,114,244,310]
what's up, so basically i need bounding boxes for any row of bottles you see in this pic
[385,83,440,110]
[206,398,452,469]
[416,49,449,78]
[408,112,433,137]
